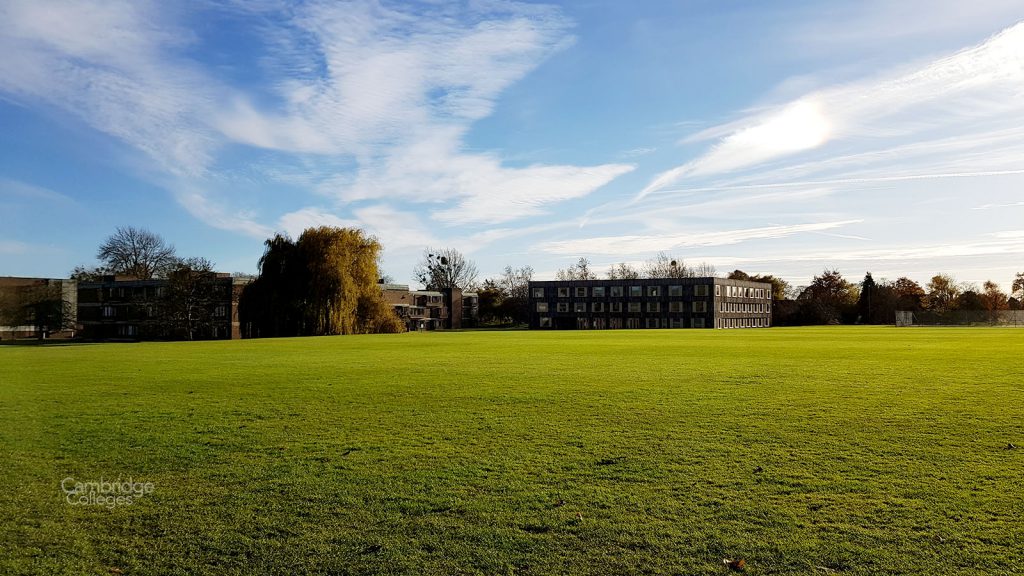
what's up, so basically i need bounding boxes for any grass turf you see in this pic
[1,327,1022,575]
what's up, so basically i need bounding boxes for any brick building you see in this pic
[528,277,771,330]
[0,276,77,339]
[380,283,479,330]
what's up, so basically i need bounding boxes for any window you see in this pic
[539,317,552,328]
[670,318,683,328]
[645,318,660,329]
[630,286,642,297]
[610,302,623,313]
[647,302,661,312]
[610,286,624,297]
[720,302,726,312]
[575,287,588,297]
[102,305,115,318]
[557,287,570,298]
[574,302,587,313]
[715,285,721,297]
[557,302,570,313]
[609,318,623,329]
[695,285,709,297]
[669,285,682,297]
[536,302,549,312]
[214,305,226,318]
[627,302,641,313]
[592,286,605,297]
[669,301,683,313]
[647,286,660,297]
[117,325,137,337]
[626,318,641,329]
[692,318,705,328]
[592,302,605,312]
[532,287,544,298]
[692,301,707,313]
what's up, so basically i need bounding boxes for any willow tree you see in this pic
[241,227,403,337]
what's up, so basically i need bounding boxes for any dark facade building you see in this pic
[77,274,249,340]
[528,277,772,330]
[380,284,479,330]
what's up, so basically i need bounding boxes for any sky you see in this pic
[1,0,1023,290]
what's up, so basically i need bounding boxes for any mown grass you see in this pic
[1,327,1022,575]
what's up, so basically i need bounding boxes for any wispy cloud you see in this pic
[537,220,863,257]
[639,21,1024,200]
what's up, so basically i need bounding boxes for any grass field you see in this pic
[1,327,1022,575]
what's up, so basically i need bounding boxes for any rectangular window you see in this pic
[692,301,707,313]
[532,287,544,298]
[536,302,549,312]
[214,305,226,318]
[102,305,115,318]
[647,286,660,297]
[720,302,726,312]
[609,318,623,329]
[647,302,661,312]
[557,302,569,313]
[691,318,705,328]
[557,287,570,298]
[629,285,642,297]
[610,286,623,297]
[575,286,588,297]
[574,302,587,313]
[628,302,641,313]
[695,285,709,297]
[669,301,683,313]
[645,318,660,329]
[626,318,641,329]
[670,318,683,328]
[592,286,605,297]
[539,317,552,328]
[669,285,682,297]
[715,285,721,297]
[592,302,605,312]
[610,302,623,313]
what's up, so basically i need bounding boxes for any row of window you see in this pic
[533,284,769,299]
[537,301,709,313]
[100,305,227,318]
[538,317,708,329]
[720,302,769,313]
[534,285,712,299]
[719,317,768,328]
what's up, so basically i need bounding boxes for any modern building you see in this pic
[380,283,479,330]
[77,274,249,340]
[0,276,77,339]
[528,277,772,329]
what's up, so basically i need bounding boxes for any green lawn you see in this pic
[1,327,1022,575]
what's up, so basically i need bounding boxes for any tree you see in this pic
[414,248,479,291]
[97,226,178,279]
[727,270,751,281]
[607,262,640,280]
[981,280,1009,320]
[498,265,533,324]
[158,257,219,340]
[645,253,692,278]
[241,228,404,337]
[70,265,111,282]
[1012,272,1024,301]
[892,277,925,310]
[556,257,597,280]
[925,274,960,312]
[691,261,718,277]
[0,282,75,339]
[798,269,858,324]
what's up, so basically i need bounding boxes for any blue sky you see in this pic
[2,0,1023,290]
